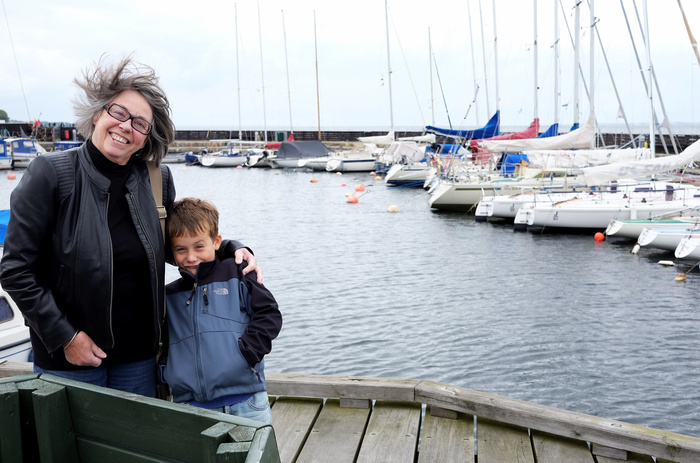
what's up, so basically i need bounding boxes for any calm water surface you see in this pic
[2,164,699,437]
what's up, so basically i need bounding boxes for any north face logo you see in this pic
[213,288,229,295]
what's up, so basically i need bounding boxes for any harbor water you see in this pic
[2,164,699,438]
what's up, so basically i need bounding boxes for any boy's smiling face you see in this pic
[171,231,222,276]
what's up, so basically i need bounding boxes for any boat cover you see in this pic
[0,209,9,245]
[424,110,500,139]
[468,118,540,147]
[537,123,559,138]
[276,140,332,159]
[580,138,700,187]
[523,148,652,169]
[375,141,425,164]
[480,115,595,153]
[358,131,395,145]
[398,133,436,143]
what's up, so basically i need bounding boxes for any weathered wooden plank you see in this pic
[266,373,420,402]
[76,438,177,462]
[531,430,595,463]
[356,401,421,463]
[295,399,369,463]
[269,397,322,463]
[592,442,628,460]
[0,383,23,462]
[0,361,33,379]
[418,406,474,463]
[415,379,700,462]
[597,452,656,463]
[32,382,80,463]
[200,422,239,463]
[246,427,282,463]
[477,417,534,463]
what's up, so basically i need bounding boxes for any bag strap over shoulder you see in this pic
[147,161,167,240]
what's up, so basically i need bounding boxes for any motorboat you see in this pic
[5,137,46,168]
[0,140,12,170]
[0,281,31,363]
[269,141,333,170]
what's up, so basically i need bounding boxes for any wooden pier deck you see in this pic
[2,362,699,463]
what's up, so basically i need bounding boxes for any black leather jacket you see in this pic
[0,144,174,355]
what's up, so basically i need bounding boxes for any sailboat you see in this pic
[327,0,396,173]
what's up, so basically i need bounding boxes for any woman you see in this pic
[0,56,259,397]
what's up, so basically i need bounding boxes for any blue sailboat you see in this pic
[424,110,500,140]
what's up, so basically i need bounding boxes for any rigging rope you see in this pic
[1,0,32,121]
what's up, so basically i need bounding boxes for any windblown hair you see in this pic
[72,55,175,164]
[167,198,220,241]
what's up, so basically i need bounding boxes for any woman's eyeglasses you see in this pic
[103,103,153,135]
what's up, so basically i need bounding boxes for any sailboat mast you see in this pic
[573,0,580,127]
[478,0,490,116]
[492,0,499,111]
[257,1,268,143]
[589,0,595,121]
[429,27,435,126]
[282,10,293,135]
[467,0,479,125]
[314,11,321,140]
[235,4,241,147]
[553,0,560,125]
[643,0,654,157]
[533,0,538,121]
[384,0,394,133]
[677,0,700,67]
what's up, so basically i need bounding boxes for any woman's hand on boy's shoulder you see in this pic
[234,247,263,284]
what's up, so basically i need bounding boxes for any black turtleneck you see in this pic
[86,140,156,365]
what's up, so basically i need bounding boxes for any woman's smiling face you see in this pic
[91,89,152,165]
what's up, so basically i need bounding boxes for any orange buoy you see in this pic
[346,195,359,203]
[236,165,243,169]
[594,232,605,242]
[354,184,365,192]
[7,173,16,180]
[310,178,318,183]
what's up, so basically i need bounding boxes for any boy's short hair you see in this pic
[167,197,219,240]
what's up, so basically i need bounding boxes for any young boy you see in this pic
[162,197,282,424]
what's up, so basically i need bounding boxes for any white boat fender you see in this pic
[631,243,640,254]
[658,260,675,266]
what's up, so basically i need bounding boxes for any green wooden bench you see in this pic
[0,373,280,463]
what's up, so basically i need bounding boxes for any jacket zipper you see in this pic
[191,280,208,400]
[106,192,115,348]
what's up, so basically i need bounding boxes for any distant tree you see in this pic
[0,110,8,121]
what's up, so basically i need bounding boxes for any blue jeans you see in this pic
[34,357,156,397]
[223,391,271,424]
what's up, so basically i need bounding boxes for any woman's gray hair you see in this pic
[72,55,175,164]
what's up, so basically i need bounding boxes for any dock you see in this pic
[2,361,699,463]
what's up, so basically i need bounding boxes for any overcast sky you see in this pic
[1,0,699,134]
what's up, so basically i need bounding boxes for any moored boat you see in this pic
[4,137,46,168]
[269,141,332,170]
[0,140,12,170]
[0,280,31,363]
